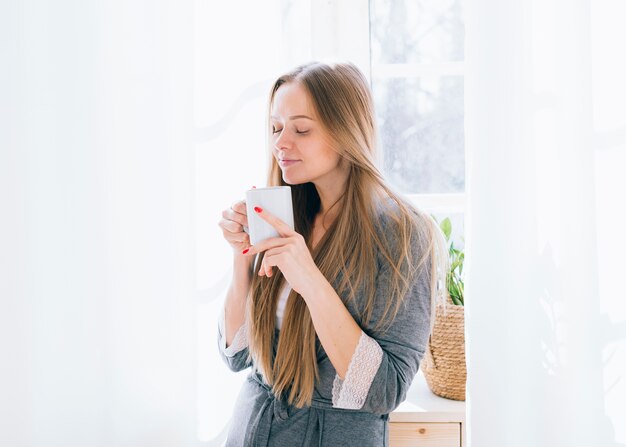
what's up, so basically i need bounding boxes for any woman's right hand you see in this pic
[218,199,251,254]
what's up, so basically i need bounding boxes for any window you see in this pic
[368,0,466,247]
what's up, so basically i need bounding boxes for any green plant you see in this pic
[432,216,465,306]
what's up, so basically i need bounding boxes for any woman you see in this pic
[217,61,448,446]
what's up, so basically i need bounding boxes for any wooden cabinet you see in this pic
[389,422,461,447]
[390,371,466,446]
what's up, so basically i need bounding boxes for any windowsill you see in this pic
[391,369,466,424]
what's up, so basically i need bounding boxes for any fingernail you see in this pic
[254,206,263,213]
[252,186,256,189]
[242,248,250,254]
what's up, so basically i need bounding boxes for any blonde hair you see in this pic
[246,62,449,408]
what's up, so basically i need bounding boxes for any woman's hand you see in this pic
[242,206,325,297]
[218,199,251,255]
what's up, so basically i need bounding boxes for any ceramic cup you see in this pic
[244,186,294,245]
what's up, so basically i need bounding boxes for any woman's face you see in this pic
[270,82,345,186]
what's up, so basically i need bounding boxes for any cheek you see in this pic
[323,149,341,167]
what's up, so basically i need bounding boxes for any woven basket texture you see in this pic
[422,295,466,401]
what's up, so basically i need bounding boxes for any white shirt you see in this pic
[275,283,291,330]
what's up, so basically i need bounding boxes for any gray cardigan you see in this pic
[217,209,432,446]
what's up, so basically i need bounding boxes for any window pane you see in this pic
[373,76,465,194]
[370,0,465,65]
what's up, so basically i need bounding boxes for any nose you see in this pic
[273,128,293,152]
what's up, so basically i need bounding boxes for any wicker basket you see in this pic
[422,295,466,401]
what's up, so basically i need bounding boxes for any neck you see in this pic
[313,178,347,228]
[317,187,342,214]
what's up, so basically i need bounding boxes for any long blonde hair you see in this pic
[246,62,448,408]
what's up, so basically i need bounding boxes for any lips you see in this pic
[279,159,301,167]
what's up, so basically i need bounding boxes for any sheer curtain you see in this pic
[193,1,314,445]
[0,0,335,445]
[3,1,193,445]
[464,1,626,446]
[1,0,316,445]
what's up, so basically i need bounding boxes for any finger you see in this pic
[263,246,287,258]
[251,206,295,237]
[219,223,250,244]
[242,236,290,256]
[222,208,246,225]
[231,200,247,215]
[258,255,270,277]
[219,218,244,234]
[225,232,250,245]
[260,250,286,277]
[223,206,248,228]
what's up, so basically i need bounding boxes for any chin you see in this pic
[281,172,309,186]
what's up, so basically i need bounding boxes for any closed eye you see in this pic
[272,126,282,134]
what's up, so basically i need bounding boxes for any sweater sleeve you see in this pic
[217,305,252,372]
[331,218,433,414]
[331,329,384,409]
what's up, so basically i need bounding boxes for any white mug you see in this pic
[244,186,295,245]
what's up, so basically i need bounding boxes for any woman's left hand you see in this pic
[242,207,324,298]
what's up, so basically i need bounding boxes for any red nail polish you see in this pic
[252,186,256,189]
[254,206,262,213]
[242,248,249,254]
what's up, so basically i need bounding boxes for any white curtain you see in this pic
[465,1,626,446]
[193,1,313,445]
[0,0,314,446]
[1,1,198,445]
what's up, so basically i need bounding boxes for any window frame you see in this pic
[312,0,467,216]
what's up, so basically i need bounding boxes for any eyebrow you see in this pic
[270,114,314,121]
